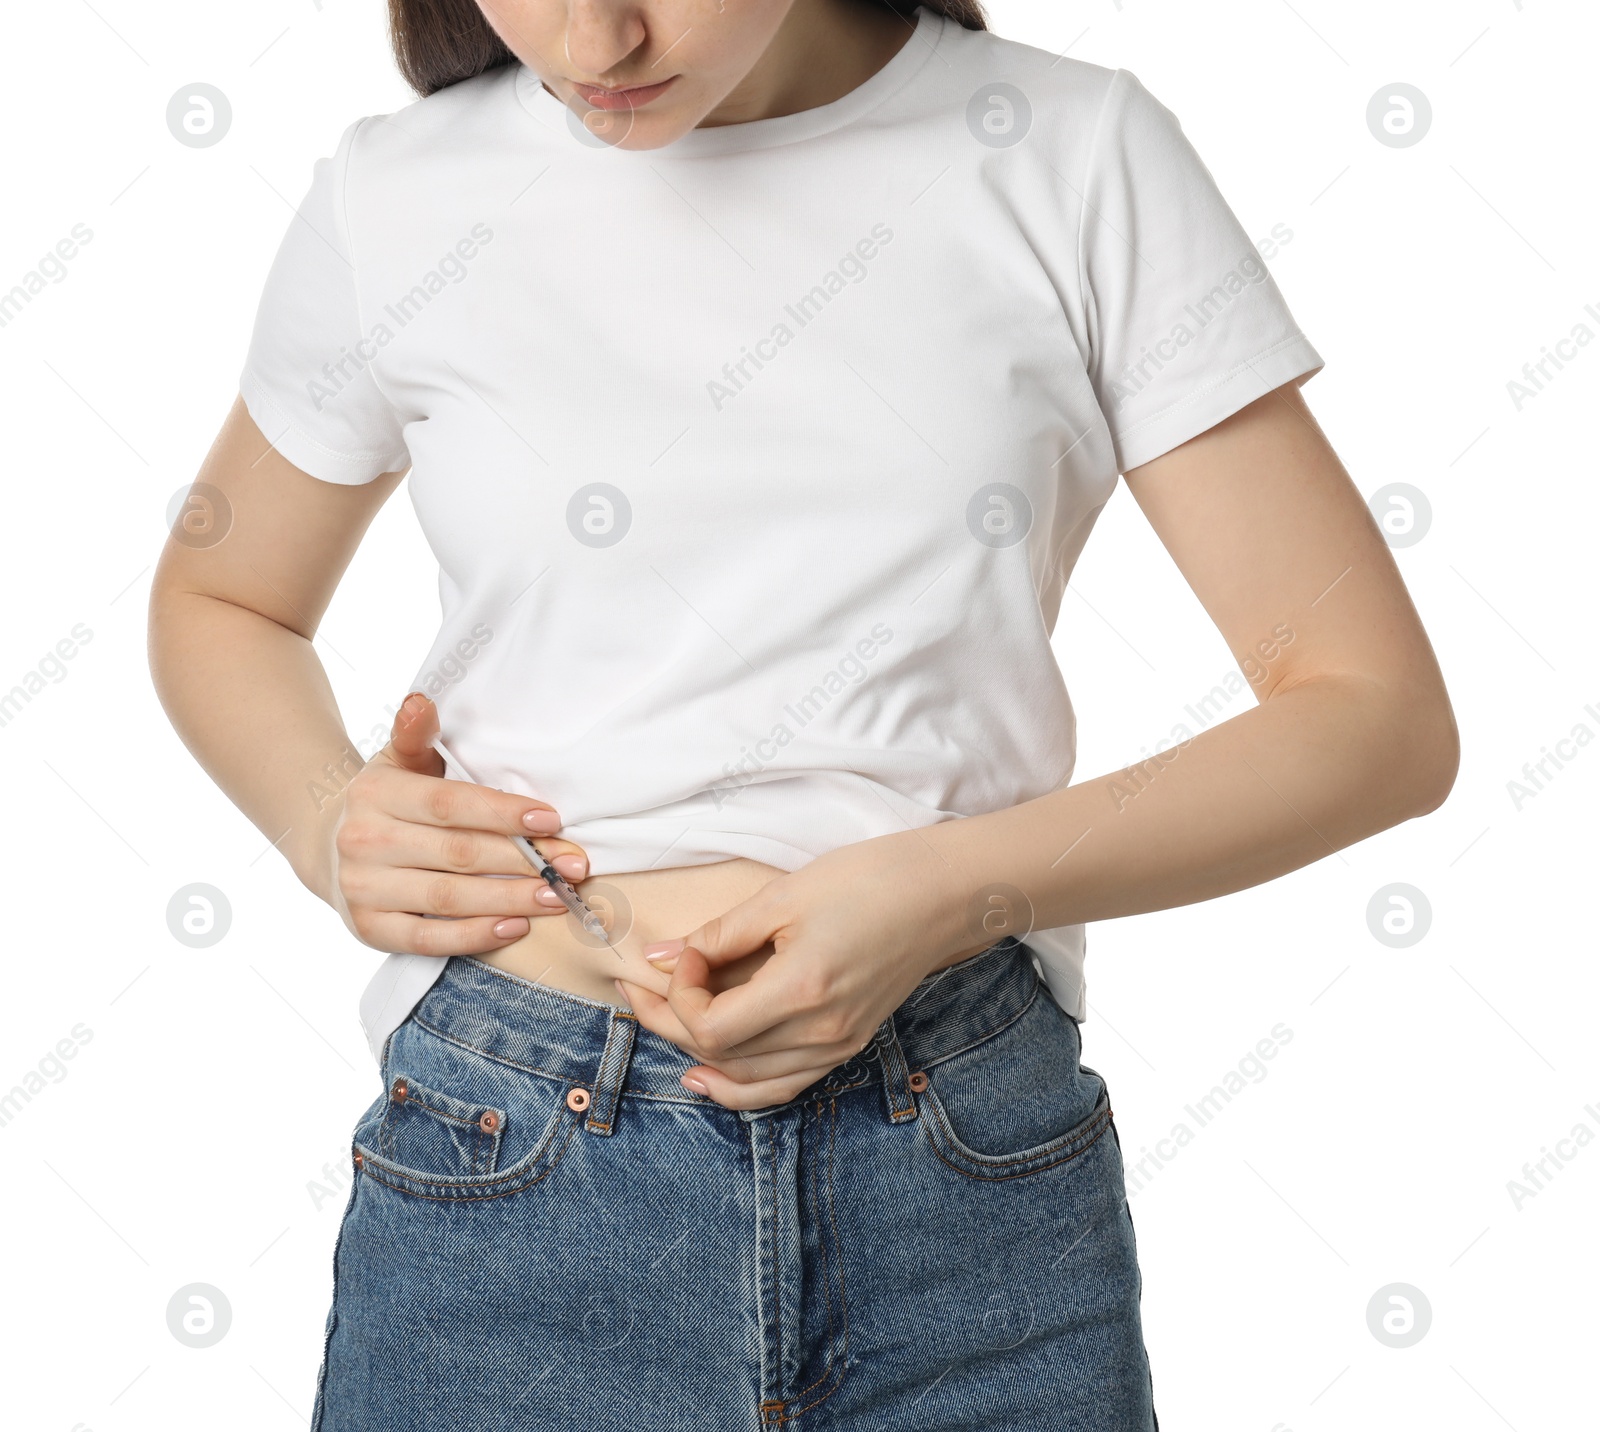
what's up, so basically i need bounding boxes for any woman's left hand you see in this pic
[615,831,989,1110]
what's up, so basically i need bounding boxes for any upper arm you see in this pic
[152,394,406,638]
[158,115,412,635]
[1121,379,1454,725]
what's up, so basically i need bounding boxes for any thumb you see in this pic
[642,895,779,974]
[388,691,443,775]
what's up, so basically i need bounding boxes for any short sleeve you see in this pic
[1079,70,1323,473]
[238,117,411,484]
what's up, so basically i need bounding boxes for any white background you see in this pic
[1,0,1594,1428]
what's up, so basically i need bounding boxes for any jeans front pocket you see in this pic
[915,980,1115,1183]
[373,1074,505,1180]
[351,1015,579,1203]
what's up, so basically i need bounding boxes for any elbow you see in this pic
[1295,670,1460,826]
[1390,687,1461,820]
[1410,717,1460,816]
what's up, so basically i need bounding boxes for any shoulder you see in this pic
[898,18,1181,174]
[327,65,533,235]
[922,18,1125,130]
[346,63,522,168]
[975,31,1219,194]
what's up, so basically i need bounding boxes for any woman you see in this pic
[149,0,1458,1427]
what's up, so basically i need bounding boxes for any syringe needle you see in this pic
[430,735,622,959]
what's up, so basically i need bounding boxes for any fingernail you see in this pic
[523,809,561,835]
[398,691,428,729]
[642,938,685,959]
[534,887,565,907]
[643,949,678,968]
[681,1073,708,1094]
[493,917,528,938]
[553,854,587,880]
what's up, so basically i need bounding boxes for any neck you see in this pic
[701,0,918,128]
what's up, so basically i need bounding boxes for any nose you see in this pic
[562,2,650,84]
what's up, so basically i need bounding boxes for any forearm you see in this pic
[148,586,360,904]
[918,673,1458,947]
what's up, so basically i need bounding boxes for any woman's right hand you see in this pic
[321,691,590,956]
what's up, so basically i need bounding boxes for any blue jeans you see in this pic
[313,938,1159,1430]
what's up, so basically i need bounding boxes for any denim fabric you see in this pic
[312,938,1158,1430]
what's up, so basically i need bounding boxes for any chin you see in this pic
[588,115,695,151]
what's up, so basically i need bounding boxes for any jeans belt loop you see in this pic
[875,1013,919,1125]
[586,1009,639,1136]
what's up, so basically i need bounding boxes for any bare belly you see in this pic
[475,857,993,1008]
[474,858,789,1005]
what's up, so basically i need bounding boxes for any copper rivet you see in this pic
[908,1071,929,1093]
[392,1079,408,1103]
[566,1087,591,1112]
[479,1110,500,1133]
[353,1150,364,1169]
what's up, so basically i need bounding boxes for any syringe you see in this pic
[429,734,617,953]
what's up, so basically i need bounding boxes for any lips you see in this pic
[570,75,678,111]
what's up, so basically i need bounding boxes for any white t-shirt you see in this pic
[240,5,1322,1065]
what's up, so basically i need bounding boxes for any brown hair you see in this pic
[388,0,987,97]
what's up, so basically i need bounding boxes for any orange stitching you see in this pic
[923,1082,1112,1168]
[817,1071,873,1098]
[413,1013,600,1085]
[788,1095,851,1419]
[876,1019,919,1120]
[791,1100,835,1399]
[922,1103,1116,1182]
[376,1075,508,1177]
[898,980,1042,1081]
[767,1116,782,1371]
[587,1013,636,1134]
[357,1101,575,1196]
[885,1039,915,1119]
[472,1119,501,1177]
[406,1091,503,1129]
[413,1012,694,1103]
[357,1116,580,1203]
